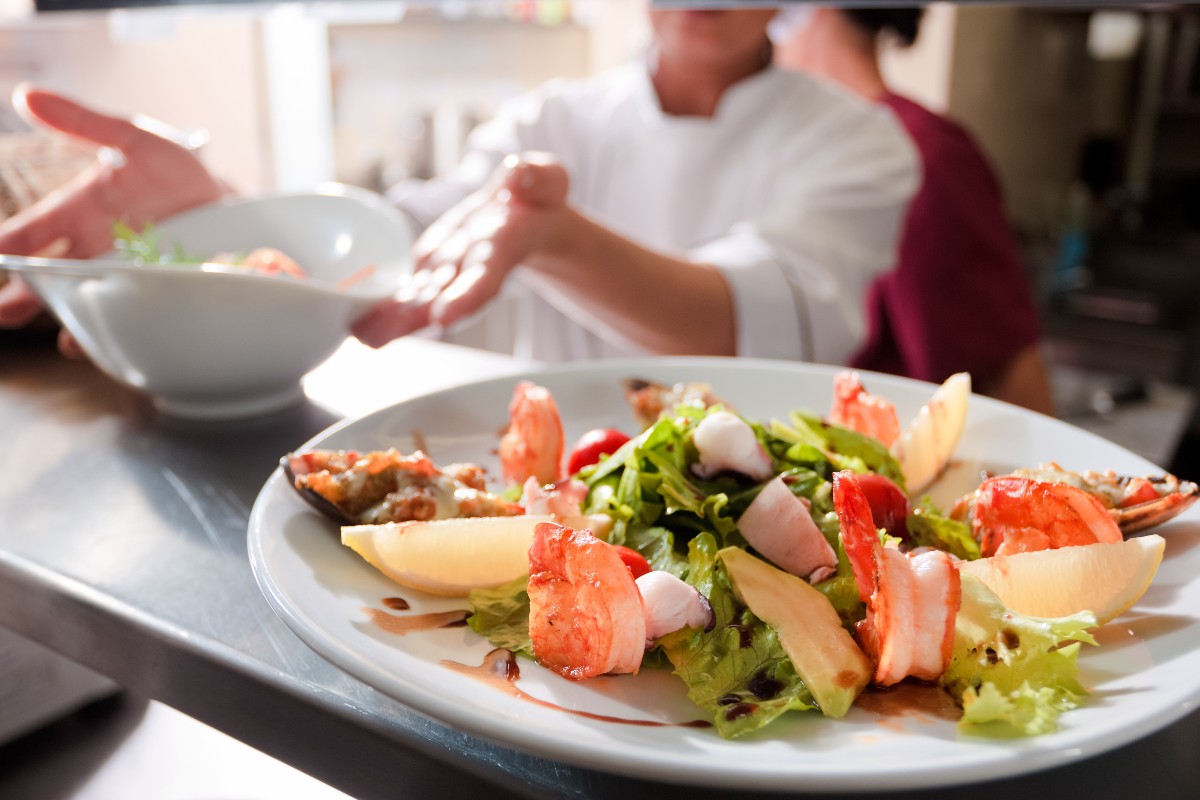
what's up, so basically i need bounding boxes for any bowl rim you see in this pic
[144,182,414,301]
[5,183,413,302]
[4,255,394,302]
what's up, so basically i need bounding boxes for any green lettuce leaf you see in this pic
[624,525,690,578]
[113,221,200,265]
[906,502,981,561]
[466,577,533,657]
[941,576,1096,736]
[658,533,817,738]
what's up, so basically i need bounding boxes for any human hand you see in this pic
[0,84,229,333]
[353,153,572,347]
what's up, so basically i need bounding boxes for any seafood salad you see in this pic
[284,372,1197,740]
[113,221,375,288]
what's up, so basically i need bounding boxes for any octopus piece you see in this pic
[691,410,774,481]
[736,475,838,582]
[520,477,613,539]
[635,571,714,647]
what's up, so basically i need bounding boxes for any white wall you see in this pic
[328,16,593,190]
[0,10,274,194]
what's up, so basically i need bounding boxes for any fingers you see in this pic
[351,295,435,348]
[429,244,509,331]
[33,237,72,258]
[377,151,565,346]
[0,274,43,327]
[57,328,85,359]
[15,84,140,152]
[411,184,495,268]
[351,259,464,347]
[503,156,570,209]
[0,164,116,259]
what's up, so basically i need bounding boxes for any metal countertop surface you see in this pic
[1,335,1197,800]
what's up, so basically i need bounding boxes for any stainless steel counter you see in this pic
[1,335,1198,800]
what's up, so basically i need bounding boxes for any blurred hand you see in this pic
[0,84,229,332]
[353,153,571,347]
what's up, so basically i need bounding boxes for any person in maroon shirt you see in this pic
[775,6,1055,414]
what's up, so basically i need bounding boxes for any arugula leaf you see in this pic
[770,411,905,489]
[583,412,742,548]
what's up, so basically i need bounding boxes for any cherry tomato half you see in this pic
[855,472,911,540]
[566,428,631,475]
[615,545,652,579]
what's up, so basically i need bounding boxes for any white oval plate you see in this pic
[247,358,1200,792]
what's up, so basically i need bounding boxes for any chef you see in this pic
[0,6,917,367]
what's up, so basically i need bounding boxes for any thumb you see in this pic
[15,83,140,152]
[503,154,569,209]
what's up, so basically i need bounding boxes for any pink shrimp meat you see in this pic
[499,381,565,487]
[833,470,960,686]
[971,475,1123,558]
[527,522,646,680]
[829,371,901,449]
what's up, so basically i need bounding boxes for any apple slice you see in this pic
[720,547,871,718]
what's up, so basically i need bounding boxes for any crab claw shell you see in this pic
[281,453,355,526]
[622,377,725,429]
[1113,478,1199,534]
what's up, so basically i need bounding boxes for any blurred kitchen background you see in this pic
[1,0,1200,475]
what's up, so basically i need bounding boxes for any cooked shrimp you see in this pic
[228,247,307,278]
[520,477,614,539]
[969,475,1123,558]
[498,382,565,487]
[1009,463,1199,535]
[833,470,960,686]
[828,371,901,448]
[527,522,646,680]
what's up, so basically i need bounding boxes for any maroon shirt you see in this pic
[850,93,1041,386]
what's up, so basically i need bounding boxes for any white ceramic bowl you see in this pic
[16,186,412,419]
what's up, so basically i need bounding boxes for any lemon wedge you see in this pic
[342,514,554,596]
[957,534,1165,624]
[891,372,971,496]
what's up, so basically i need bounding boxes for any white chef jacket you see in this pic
[389,61,917,365]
